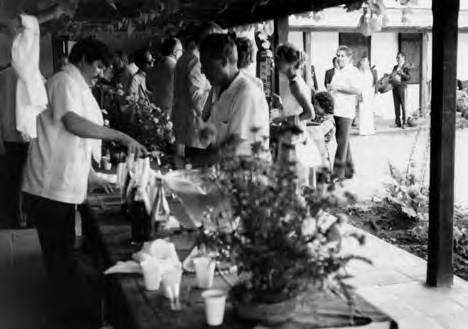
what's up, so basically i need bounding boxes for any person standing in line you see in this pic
[147,37,183,115]
[275,43,320,186]
[324,57,338,89]
[128,48,154,102]
[200,33,270,157]
[391,52,411,128]
[328,46,362,180]
[171,22,222,159]
[21,38,146,328]
[0,5,70,227]
[203,35,263,122]
[111,50,133,92]
[357,56,377,136]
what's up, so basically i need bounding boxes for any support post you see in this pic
[303,31,313,88]
[426,0,459,287]
[273,17,289,95]
[420,33,429,116]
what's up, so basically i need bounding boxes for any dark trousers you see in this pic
[23,193,100,327]
[333,116,354,179]
[4,142,29,226]
[392,86,406,125]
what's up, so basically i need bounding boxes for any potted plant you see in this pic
[198,132,369,325]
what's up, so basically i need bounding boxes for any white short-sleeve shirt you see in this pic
[22,64,103,204]
[330,65,361,119]
[208,71,270,156]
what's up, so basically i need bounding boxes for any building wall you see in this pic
[371,33,400,119]
[310,32,339,90]
[290,30,420,120]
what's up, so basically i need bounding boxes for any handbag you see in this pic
[377,74,393,94]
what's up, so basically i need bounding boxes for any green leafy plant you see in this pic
[198,130,369,305]
[385,162,428,221]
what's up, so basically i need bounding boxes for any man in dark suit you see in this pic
[324,57,338,89]
[392,52,411,128]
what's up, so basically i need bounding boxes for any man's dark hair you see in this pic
[133,48,152,68]
[113,50,128,66]
[200,33,237,66]
[182,21,223,49]
[161,37,181,57]
[236,36,255,69]
[397,51,406,59]
[68,38,112,67]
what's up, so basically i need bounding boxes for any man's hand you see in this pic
[119,133,148,157]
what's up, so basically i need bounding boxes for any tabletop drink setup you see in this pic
[102,134,372,327]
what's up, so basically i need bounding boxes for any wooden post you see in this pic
[273,17,289,95]
[303,31,313,88]
[426,0,459,287]
[420,33,429,116]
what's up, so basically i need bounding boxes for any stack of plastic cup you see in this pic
[201,289,227,326]
[140,258,161,291]
[193,256,215,289]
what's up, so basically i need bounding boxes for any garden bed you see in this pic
[345,201,468,281]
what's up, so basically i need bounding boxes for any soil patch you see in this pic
[345,201,468,281]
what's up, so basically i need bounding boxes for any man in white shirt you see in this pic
[21,38,146,328]
[328,45,362,179]
[200,33,269,157]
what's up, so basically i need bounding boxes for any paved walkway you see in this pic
[344,224,468,329]
[346,116,468,207]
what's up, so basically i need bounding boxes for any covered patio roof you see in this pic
[2,0,365,31]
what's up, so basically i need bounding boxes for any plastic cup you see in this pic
[140,258,161,291]
[193,257,215,289]
[202,289,227,326]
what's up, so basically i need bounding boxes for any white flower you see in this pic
[301,217,317,236]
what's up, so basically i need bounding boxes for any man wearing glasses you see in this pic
[148,37,183,114]
[128,48,154,102]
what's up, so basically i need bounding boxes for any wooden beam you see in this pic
[426,0,459,287]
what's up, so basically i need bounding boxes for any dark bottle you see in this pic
[121,169,132,215]
[129,187,153,244]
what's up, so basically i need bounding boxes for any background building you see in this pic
[288,0,468,119]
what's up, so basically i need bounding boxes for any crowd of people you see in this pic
[0,8,414,326]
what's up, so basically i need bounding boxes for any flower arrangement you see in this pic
[124,97,175,155]
[97,83,175,159]
[198,131,369,311]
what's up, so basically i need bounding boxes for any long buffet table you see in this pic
[81,192,398,329]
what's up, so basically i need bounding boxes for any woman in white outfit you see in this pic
[275,43,321,185]
[357,56,376,135]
